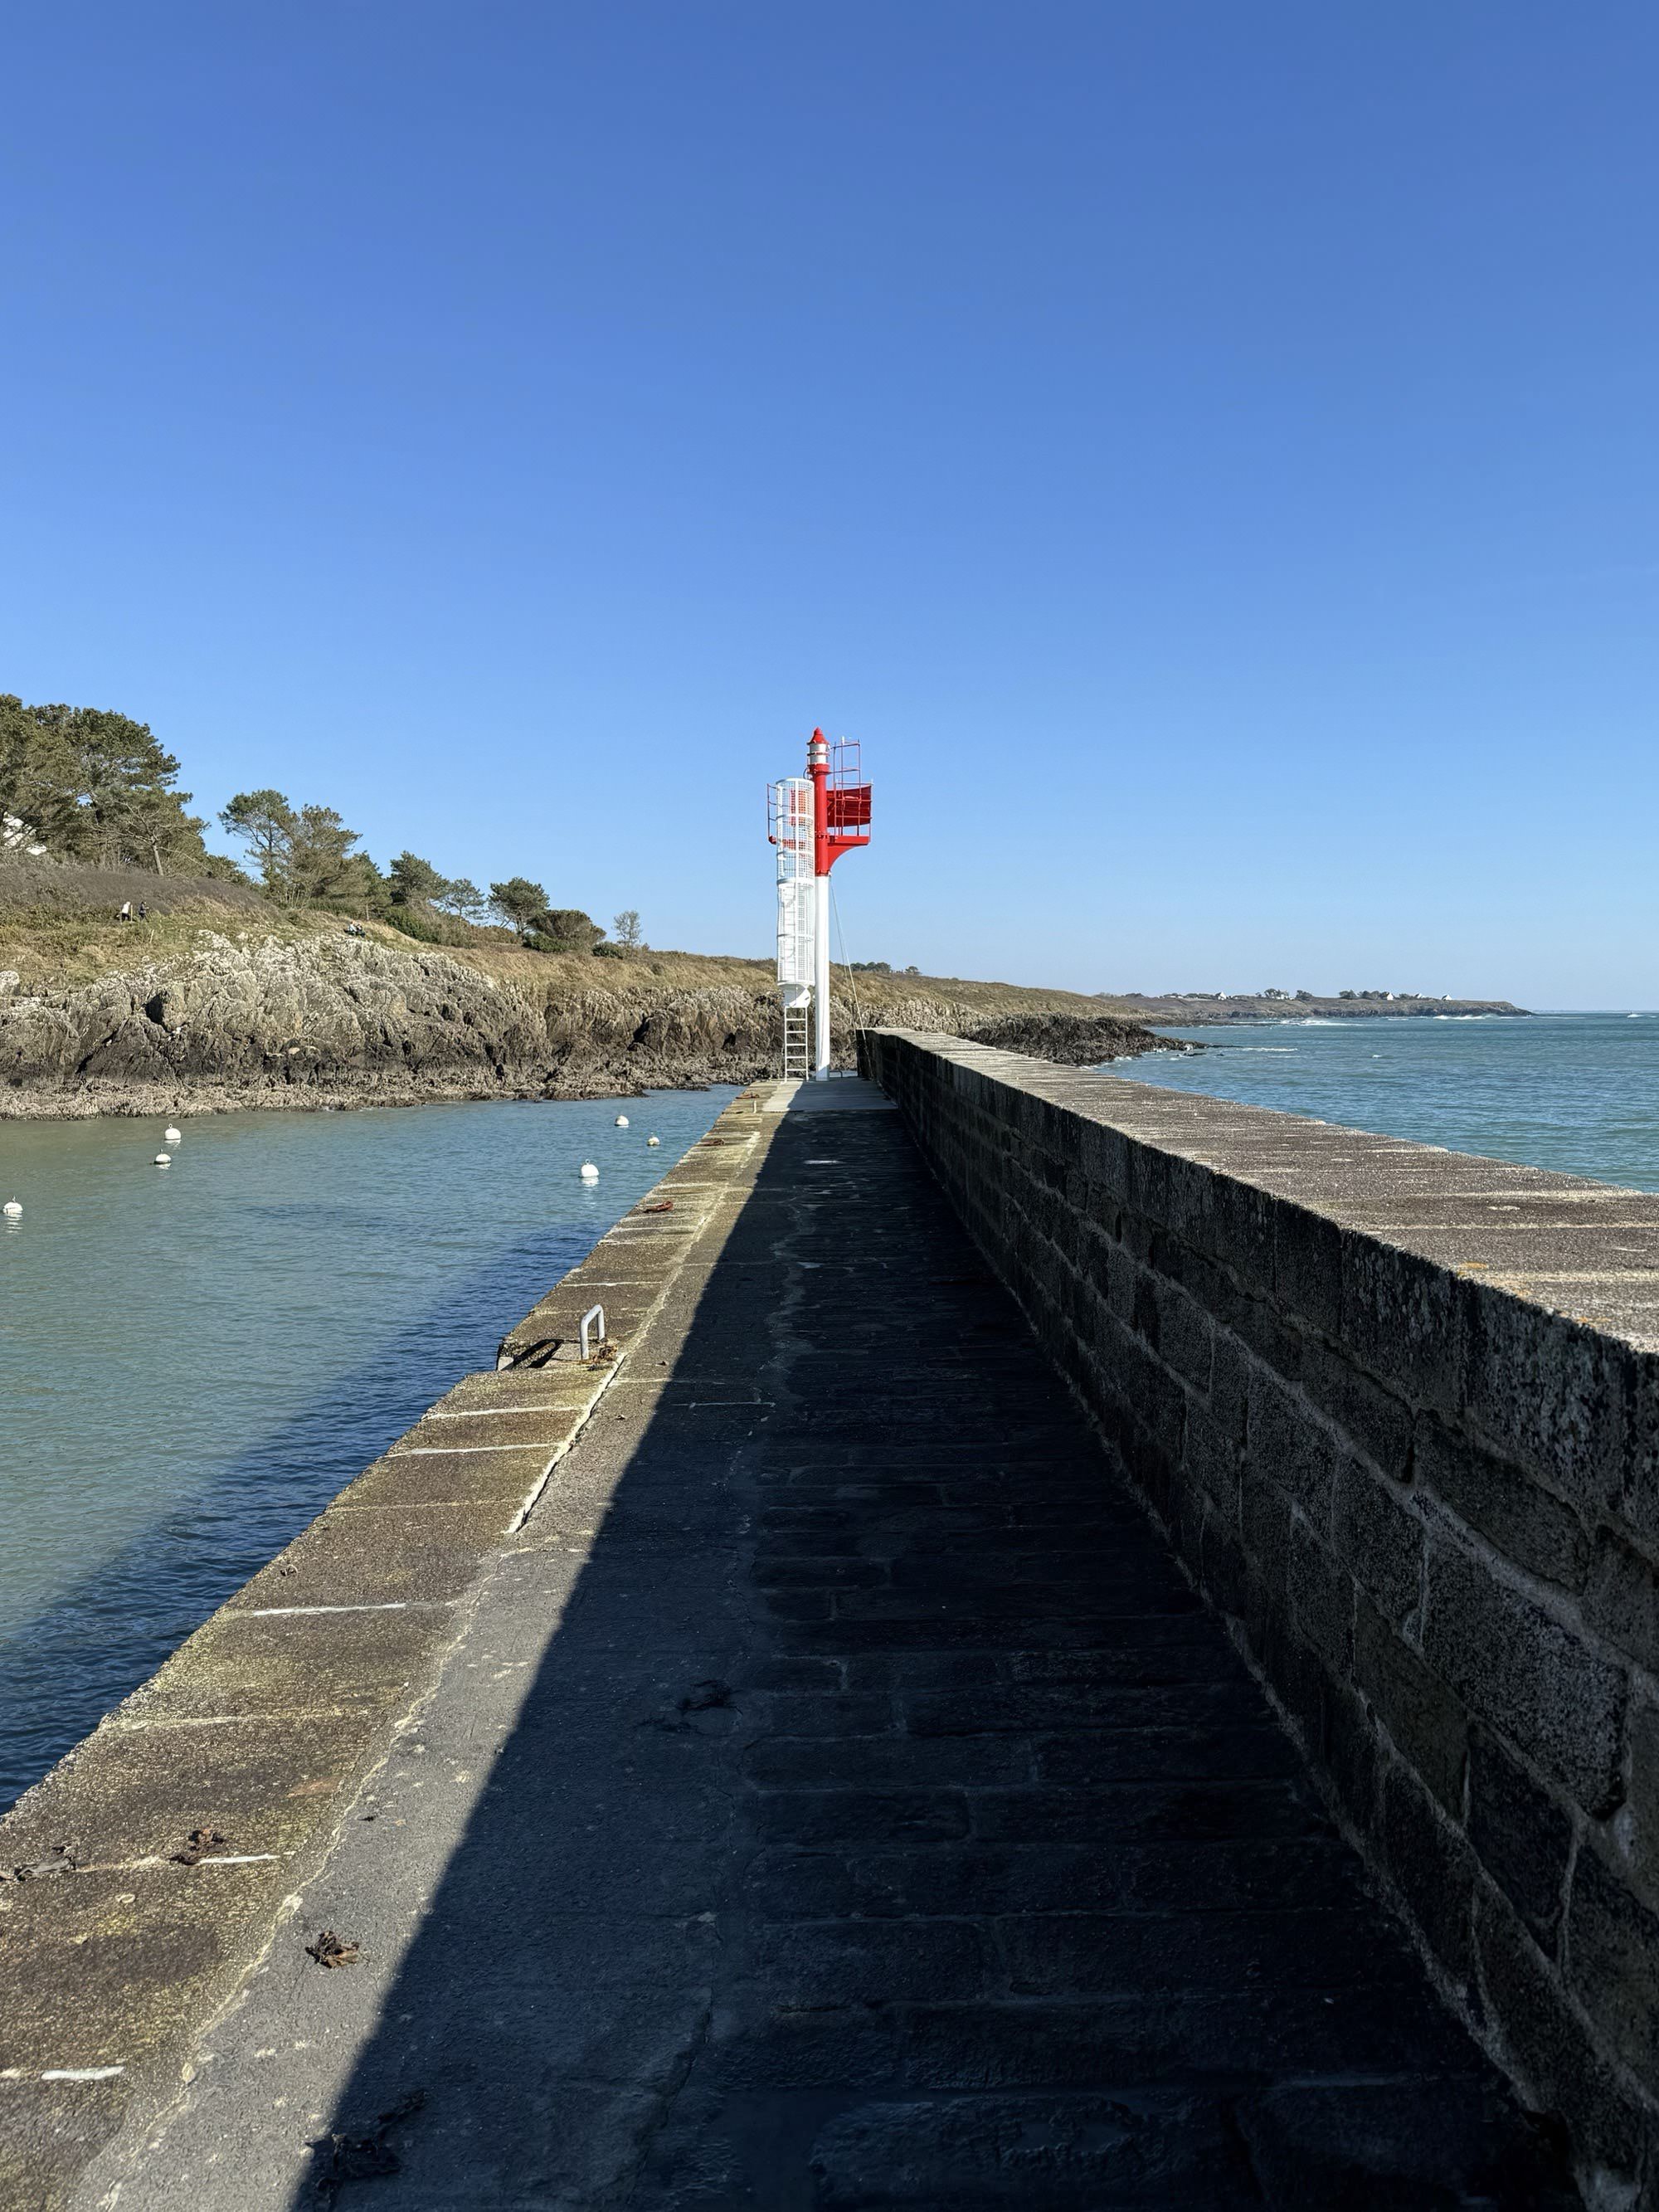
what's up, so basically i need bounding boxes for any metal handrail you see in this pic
[579,1304,607,1362]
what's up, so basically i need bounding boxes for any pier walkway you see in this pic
[54,1079,1567,2208]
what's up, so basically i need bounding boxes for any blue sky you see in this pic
[2,3,1654,1005]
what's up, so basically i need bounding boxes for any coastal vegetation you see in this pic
[2,689,622,960]
[0,693,227,876]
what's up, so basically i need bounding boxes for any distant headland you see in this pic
[1103,989,1530,1023]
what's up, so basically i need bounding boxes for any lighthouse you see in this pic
[767,728,872,1080]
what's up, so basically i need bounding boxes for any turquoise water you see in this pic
[0,1089,733,1808]
[1128,1012,1659,1191]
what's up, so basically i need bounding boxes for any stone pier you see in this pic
[0,1054,1623,2206]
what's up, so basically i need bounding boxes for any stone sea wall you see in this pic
[862,1026,1659,2206]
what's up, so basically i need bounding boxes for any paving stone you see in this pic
[999,1899,1423,1998]
[808,2092,1258,2209]
[745,1735,1032,1791]
[1034,1722,1302,1786]
[902,1682,1259,1734]
[1008,1627,1247,1676]
[825,1838,1365,1921]
[747,1919,997,2007]
[899,1983,1481,2088]
[752,1788,973,1848]
[970,1779,1328,1844]
[1236,2080,1580,2210]
[747,1691,896,1737]
[704,2003,902,2093]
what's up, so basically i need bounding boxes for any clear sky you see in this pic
[2,4,1654,1006]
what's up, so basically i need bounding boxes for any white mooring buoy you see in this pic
[2,1199,21,1219]
[164,1126,182,1144]
[153,1152,172,1167]
[646,1134,660,1146]
[580,1162,600,1181]
[615,1114,630,1128]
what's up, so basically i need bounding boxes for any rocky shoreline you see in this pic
[0,929,1180,1118]
[0,1071,654,1120]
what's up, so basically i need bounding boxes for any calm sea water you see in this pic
[0,1089,733,1808]
[1128,1011,1659,1190]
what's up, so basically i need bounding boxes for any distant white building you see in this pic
[2,814,47,860]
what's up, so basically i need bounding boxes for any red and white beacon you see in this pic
[766,728,872,1081]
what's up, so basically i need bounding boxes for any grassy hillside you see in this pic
[0,861,1113,1021]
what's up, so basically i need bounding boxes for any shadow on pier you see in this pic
[259,1091,1578,2210]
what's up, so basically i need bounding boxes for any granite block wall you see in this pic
[862,1026,1659,2206]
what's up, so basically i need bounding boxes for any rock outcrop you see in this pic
[0,931,1177,1116]
[956,1011,1188,1065]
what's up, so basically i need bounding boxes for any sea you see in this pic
[0,1088,733,1810]
[1125,1010,1659,1191]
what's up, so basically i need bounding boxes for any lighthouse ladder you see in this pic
[781,999,812,1079]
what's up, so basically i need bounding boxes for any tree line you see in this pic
[1,690,643,955]
[1,693,228,876]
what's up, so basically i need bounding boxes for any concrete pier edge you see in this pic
[0,1084,779,2208]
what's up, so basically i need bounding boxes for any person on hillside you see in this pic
[137,902,148,921]
[118,900,132,923]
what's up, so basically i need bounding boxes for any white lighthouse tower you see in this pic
[769,772,815,1079]
[766,728,872,1080]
